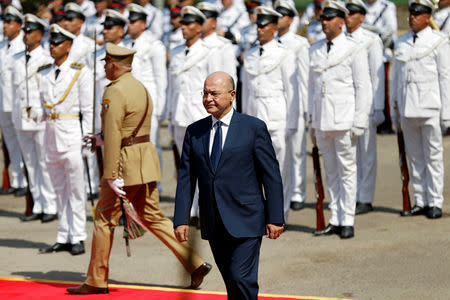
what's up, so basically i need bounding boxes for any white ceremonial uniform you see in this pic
[307,19,325,43]
[83,13,105,43]
[124,33,167,169]
[203,32,238,84]
[434,6,450,37]
[390,27,450,209]
[242,39,299,220]
[346,26,385,205]
[308,32,371,226]
[11,46,57,215]
[237,23,257,59]
[38,59,93,244]
[69,33,96,65]
[298,2,315,29]
[162,27,185,57]
[364,0,397,62]
[0,32,27,190]
[278,32,309,215]
[217,4,250,43]
[162,6,172,36]
[144,3,164,41]
[78,0,96,18]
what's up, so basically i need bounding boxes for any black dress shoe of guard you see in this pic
[340,226,354,239]
[20,213,42,222]
[42,213,58,223]
[410,205,428,216]
[355,202,373,215]
[14,187,28,197]
[314,224,341,236]
[0,187,16,195]
[426,207,442,219]
[290,201,305,211]
[190,262,212,289]
[67,283,109,294]
[70,241,85,255]
[39,243,72,254]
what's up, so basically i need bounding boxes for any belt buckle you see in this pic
[50,113,58,121]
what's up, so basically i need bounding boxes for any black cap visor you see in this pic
[409,3,432,15]
[200,10,218,19]
[275,6,295,17]
[24,22,44,33]
[3,14,22,24]
[320,7,345,19]
[346,3,366,15]
[103,17,126,27]
[50,32,72,44]
[256,14,278,26]
[180,14,204,25]
[65,11,85,21]
[128,11,147,22]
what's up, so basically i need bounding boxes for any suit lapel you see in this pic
[216,111,240,172]
[202,116,214,174]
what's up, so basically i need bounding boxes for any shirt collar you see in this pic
[211,108,234,128]
[260,38,277,51]
[414,26,431,40]
[203,32,218,43]
[328,31,346,46]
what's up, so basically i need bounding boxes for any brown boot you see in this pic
[190,262,212,289]
[67,283,109,295]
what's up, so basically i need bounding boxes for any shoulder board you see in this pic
[71,62,85,70]
[38,64,52,72]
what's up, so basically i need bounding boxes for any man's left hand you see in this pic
[266,224,284,239]
[174,225,190,242]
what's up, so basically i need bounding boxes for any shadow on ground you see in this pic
[0,238,48,249]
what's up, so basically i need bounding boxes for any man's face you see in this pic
[136,0,149,6]
[127,19,146,38]
[181,21,202,40]
[94,1,108,13]
[257,22,277,45]
[345,12,364,33]
[50,40,72,60]
[62,16,84,34]
[277,15,292,32]
[222,0,233,8]
[3,20,22,40]
[201,17,216,36]
[170,14,182,28]
[321,15,344,40]
[314,3,323,18]
[409,11,430,33]
[24,29,43,48]
[439,0,450,9]
[249,12,257,23]
[202,77,235,118]
[103,56,116,80]
[103,25,124,43]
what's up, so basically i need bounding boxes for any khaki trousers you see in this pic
[85,180,205,288]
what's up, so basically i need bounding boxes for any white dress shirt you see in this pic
[209,109,234,154]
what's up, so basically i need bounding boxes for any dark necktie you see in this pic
[278,39,282,44]
[210,120,222,171]
[413,33,418,44]
[131,41,135,48]
[259,47,264,56]
[25,54,31,64]
[55,68,60,80]
[185,48,189,56]
[327,40,333,53]
[7,43,10,49]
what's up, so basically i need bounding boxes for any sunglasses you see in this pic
[320,16,336,21]
[409,10,426,16]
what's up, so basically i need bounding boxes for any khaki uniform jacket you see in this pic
[101,72,161,186]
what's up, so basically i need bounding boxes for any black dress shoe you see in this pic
[14,187,28,197]
[426,207,442,219]
[70,241,85,255]
[67,283,109,294]
[0,187,16,195]
[41,213,58,223]
[355,202,373,215]
[410,205,428,216]
[20,213,42,222]
[290,201,305,211]
[39,243,72,254]
[340,226,354,239]
[314,224,341,236]
[190,262,212,289]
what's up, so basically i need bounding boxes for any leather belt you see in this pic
[121,134,150,148]
[47,113,79,121]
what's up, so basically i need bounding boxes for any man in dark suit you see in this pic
[174,71,284,300]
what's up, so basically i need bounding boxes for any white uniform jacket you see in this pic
[391,27,450,121]
[203,32,238,84]
[68,34,96,65]
[145,3,164,41]
[307,20,326,43]
[237,23,257,59]
[242,39,299,131]
[79,0,96,18]
[308,33,371,131]
[162,27,185,55]
[124,34,167,121]
[38,60,93,152]
[168,39,220,127]
[83,13,105,42]
[0,31,25,112]
[217,5,250,42]
[12,46,53,131]
[347,26,385,114]
[433,6,450,37]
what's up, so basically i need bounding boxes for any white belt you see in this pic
[46,113,79,121]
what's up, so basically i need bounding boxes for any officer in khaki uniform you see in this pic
[67,43,211,295]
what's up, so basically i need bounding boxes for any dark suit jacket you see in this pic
[174,111,284,240]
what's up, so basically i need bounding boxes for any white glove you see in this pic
[372,110,385,126]
[350,126,365,138]
[81,147,94,158]
[82,133,104,151]
[29,108,44,122]
[285,128,297,137]
[107,178,126,197]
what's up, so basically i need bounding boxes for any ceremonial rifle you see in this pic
[312,145,325,231]
[395,111,412,216]
[1,138,11,191]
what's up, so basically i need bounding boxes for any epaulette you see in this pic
[37,64,52,72]
[70,62,85,70]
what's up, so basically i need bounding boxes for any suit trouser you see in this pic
[46,148,87,244]
[209,214,262,300]
[356,121,377,204]
[0,111,26,189]
[16,129,57,214]
[401,116,444,208]
[85,180,205,288]
[284,117,307,205]
[316,130,357,227]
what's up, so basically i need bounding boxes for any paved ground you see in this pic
[1,126,449,300]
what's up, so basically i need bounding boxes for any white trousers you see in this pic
[317,130,357,227]
[16,129,57,214]
[284,117,307,205]
[0,111,26,188]
[401,116,444,208]
[46,148,87,244]
[356,121,377,204]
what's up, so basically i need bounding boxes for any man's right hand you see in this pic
[174,225,190,242]
[107,178,126,197]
